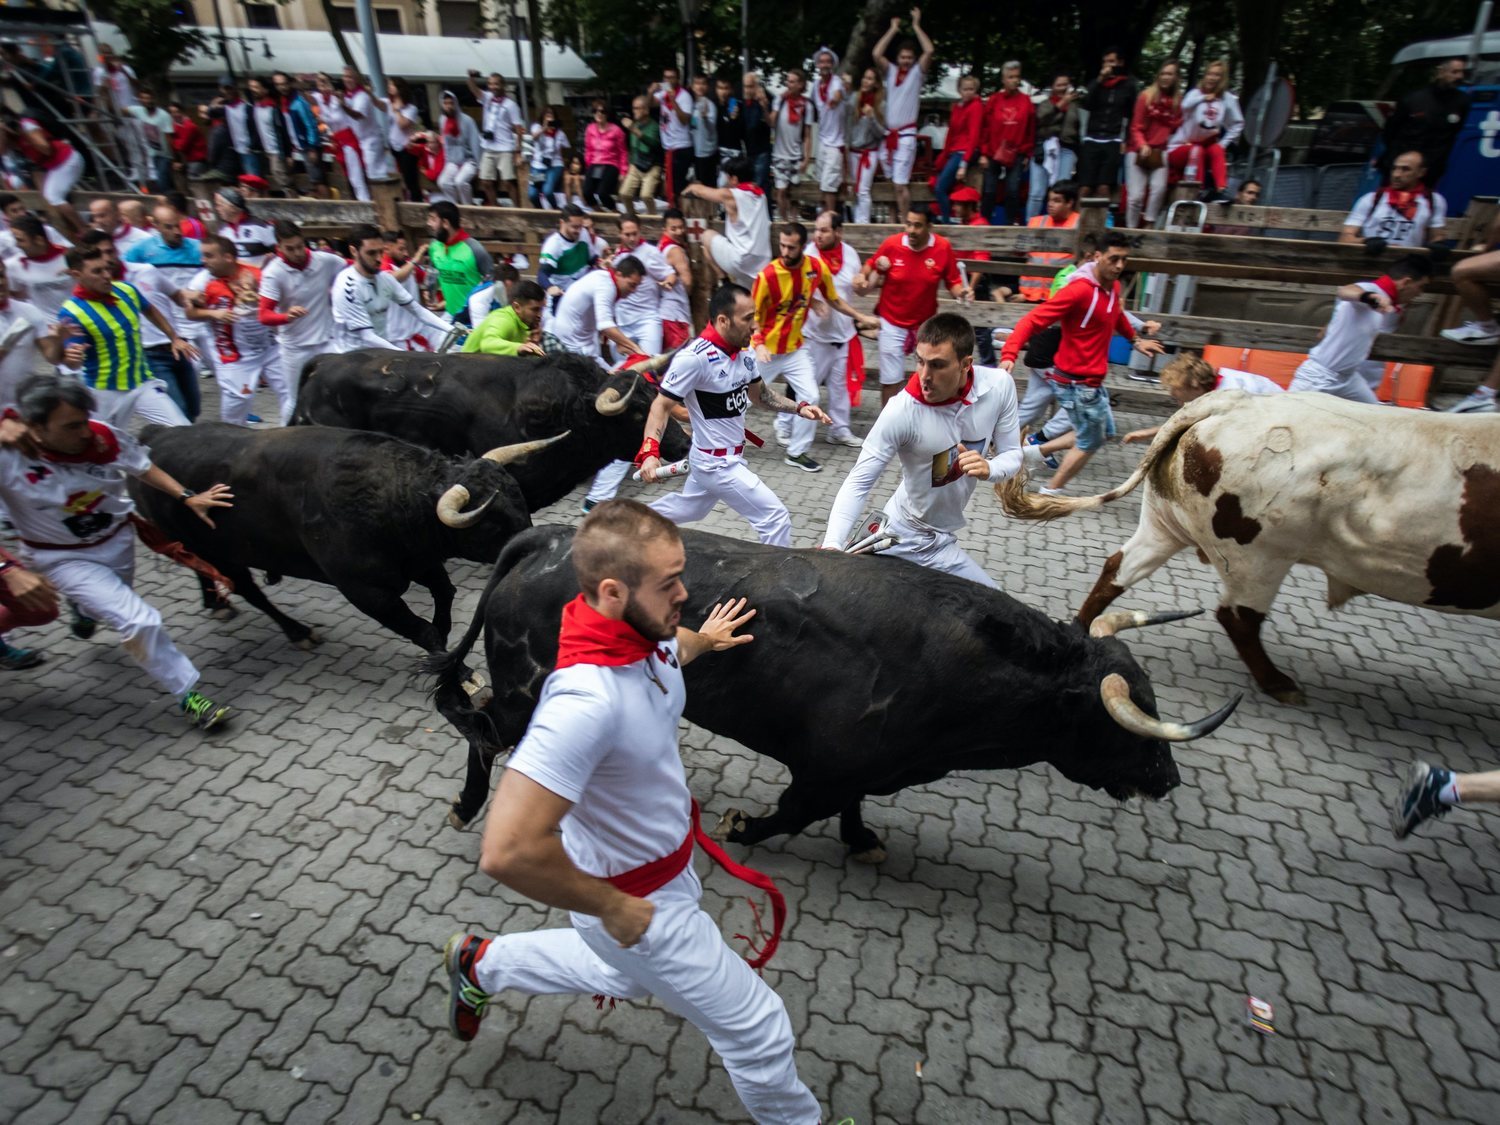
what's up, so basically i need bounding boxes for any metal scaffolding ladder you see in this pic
[1128,198,1207,379]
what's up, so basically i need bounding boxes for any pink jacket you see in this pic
[585,122,628,174]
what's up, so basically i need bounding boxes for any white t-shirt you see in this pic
[0,422,150,548]
[479,91,523,153]
[252,102,285,157]
[387,103,421,152]
[342,88,382,148]
[883,63,924,132]
[112,225,153,258]
[823,364,1022,546]
[121,262,180,349]
[805,240,861,344]
[529,124,569,170]
[259,250,348,348]
[656,86,694,151]
[223,101,252,155]
[772,96,812,162]
[657,238,691,324]
[725,184,770,265]
[6,248,73,319]
[126,105,174,156]
[811,75,847,146]
[1215,368,1284,395]
[507,639,690,878]
[658,333,760,460]
[1307,281,1401,375]
[93,63,138,112]
[0,299,53,406]
[551,269,621,359]
[1345,190,1447,248]
[384,262,433,345]
[614,241,671,322]
[330,265,447,352]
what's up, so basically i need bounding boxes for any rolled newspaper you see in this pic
[632,458,690,482]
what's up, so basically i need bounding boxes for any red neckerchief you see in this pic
[819,242,844,275]
[443,228,470,247]
[1371,275,1401,310]
[1101,75,1126,88]
[41,421,119,465]
[1381,184,1427,220]
[222,97,243,108]
[442,111,459,137]
[256,96,276,108]
[700,324,741,358]
[860,91,877,109]
[275,249,309,271]
[26,244,67,264]
[894,65,913,87]
[112,223,135,241]
[817,75,833,104]
[783,95,806,126]
[278,94,293,112]
[658,233,682,252]
[1051,93,1069,109]
[554,594,667,669]
[734,182,765,197]
[905,370,974,406]
[72,284,116,305]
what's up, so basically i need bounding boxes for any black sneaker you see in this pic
[1392,760,1453,840]
[443,933,493,1041]
[580,499,598,515]
[0,641,43,670]
[68,601,96,640]
[180,690,231,731]
[784,452,822,473]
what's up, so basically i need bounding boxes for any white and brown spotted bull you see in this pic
[1000,390,1500,704]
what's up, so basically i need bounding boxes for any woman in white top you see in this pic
[1166,59,1243,201]
[527,106,571,210]
[846,68,886,225]
[385,77,426,201]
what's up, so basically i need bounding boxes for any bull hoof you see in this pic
[849,846,887,865]
[1268,685,1307,706]
[209,603,238,622]
[447,799,473,830]
[711,808,748,842]
[293,631,322,652]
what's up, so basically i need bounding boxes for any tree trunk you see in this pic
[1234,0,1286,106]
[318,0,359,70]
[527,0,546,114]
[841,0,898,79]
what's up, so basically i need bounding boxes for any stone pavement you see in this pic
[4,373,1500,1125]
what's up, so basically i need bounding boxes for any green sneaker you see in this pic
[443,933,493,1041]
[181,690,231,730]
[0,641,44,670]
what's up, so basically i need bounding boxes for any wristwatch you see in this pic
[179,488,197,502]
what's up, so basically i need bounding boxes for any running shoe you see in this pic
[1126,369,1160,383]
[826,432,863,447]
[443,933,493,1041]
[1038,486,1067,496]
[773,426,790,447]
[1447,391,1499,414]
[0,641,44,670]
[1023,433,1060,471]
[68,601,96,640]
[1440,321,1500,346]
[784,452,822,473]
[180,690,231,731]
[1392,760,1454,840]
[580,499,598,515]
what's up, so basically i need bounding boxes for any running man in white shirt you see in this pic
[871,7,935,219]
[1341,151,1448,248]
[683,155,771,289]
[636,285,830,547]
[0,258,62,408]
[258,220,347,420]
[821,313,1021,587]
[466,70,525,205]
[330,225,452,353]
[184,235,286,426]
[810,47,848,216]
[444,499,821,1125]
[805,210,864,447]
[7,216,74,319]
[0,374,234,728]
[546,257,647,368]
[611,219,674,360]
[1288,257,1432,403]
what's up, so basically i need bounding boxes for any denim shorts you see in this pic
[1048,378,1115,452]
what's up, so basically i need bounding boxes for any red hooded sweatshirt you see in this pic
[1001,270,1135,383]
[979,88,1036,164]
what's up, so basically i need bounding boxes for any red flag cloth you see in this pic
[128,516,234,600]
[846,336,865,408]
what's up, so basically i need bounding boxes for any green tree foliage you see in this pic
[89,0,207,92]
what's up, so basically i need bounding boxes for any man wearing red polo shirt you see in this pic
[855,206,971,406]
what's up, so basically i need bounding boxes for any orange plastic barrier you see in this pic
[1376,363,1434,409]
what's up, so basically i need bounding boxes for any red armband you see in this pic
[632,437,661,467]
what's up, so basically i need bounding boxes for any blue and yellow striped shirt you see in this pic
[59,282,150,393]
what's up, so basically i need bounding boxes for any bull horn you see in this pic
[1100,673,1241,742]
[436,484,496,528]
[594,374,641,416]
[480,430,572,465]
[1089,608,1202,639]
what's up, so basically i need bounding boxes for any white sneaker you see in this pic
[1038,486,1066,496]
[773,427,789,447]
[1448,391,1499,414]
[1440,321,1500,346]
[826,432,863,447]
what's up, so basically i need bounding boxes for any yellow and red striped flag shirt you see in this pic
[751,255,837,355]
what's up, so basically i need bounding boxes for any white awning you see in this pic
[90,22,596,86]
[1392,32,1500,65]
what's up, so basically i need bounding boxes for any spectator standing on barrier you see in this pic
[771,69,814,222]
[385,77,426,202]
[245,77,292,194]
[584,101,628,211]
[686,154,771,289]
[804,210,866,447]
[654,66,695,206]
[0,112,83,237]
[126,89,174,193]
[1381,57,1470,183]
[810,47,847,217]
[657,208,693,350]
[216,76,257,180]
[715,77,743,175]
[689,74,719,190]
[94,44,148,186]
[741,74,774,193]
[846,68,885,225]
[934,74,983,223]
[331,225,452,354]
[857,205,970,407]
[425,200,494,318]
[979,62,1036,226]
[184,234,283,426]
[528,106,571,210]
[467,71,525,207]
[7,216,73,319]
[1030,71,1081,221]
[619,96,663,216]
[1441,212,1500,370]
[342,66,392,183]
[1125,60,1182,229]
[311,72,368,201]
[463,279,546,356]
[1078,48,1137,212]
[437,89,482,206]
[1340,151,1447,248]
[1166,59,1242,202]
[872,8,935,221]
[274,72,324,196]
[258,220,346,421]
[169,101,209,182]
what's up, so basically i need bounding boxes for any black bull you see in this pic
[427,526,1240,860]
[292,349,691,511]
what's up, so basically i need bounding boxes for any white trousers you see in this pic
[847,151,878,224]
[438,160,478,205]
[29,528,200,697]
[880,510,996,588]
[877,317,917,386]
[614,316,663,362]
[338,141,369,201]
[91,380,189,430]
[218,350,287,426]
[650,456,792,546]
[1125,152,1169,227]
[360,134,393,182]
[1289,358,1380,405]
[761,350,818,456]
[278,339,332,424]
[475,869,818,1124]
[585,459,633,504]
[1017,367,1058,429]
[804,337,853,438]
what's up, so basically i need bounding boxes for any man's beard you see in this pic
[624,590,679,642]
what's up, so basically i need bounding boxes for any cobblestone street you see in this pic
[3,377,1500,1124]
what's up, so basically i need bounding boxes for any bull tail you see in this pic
[996,398,1211,522]
[421,532,541,701]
